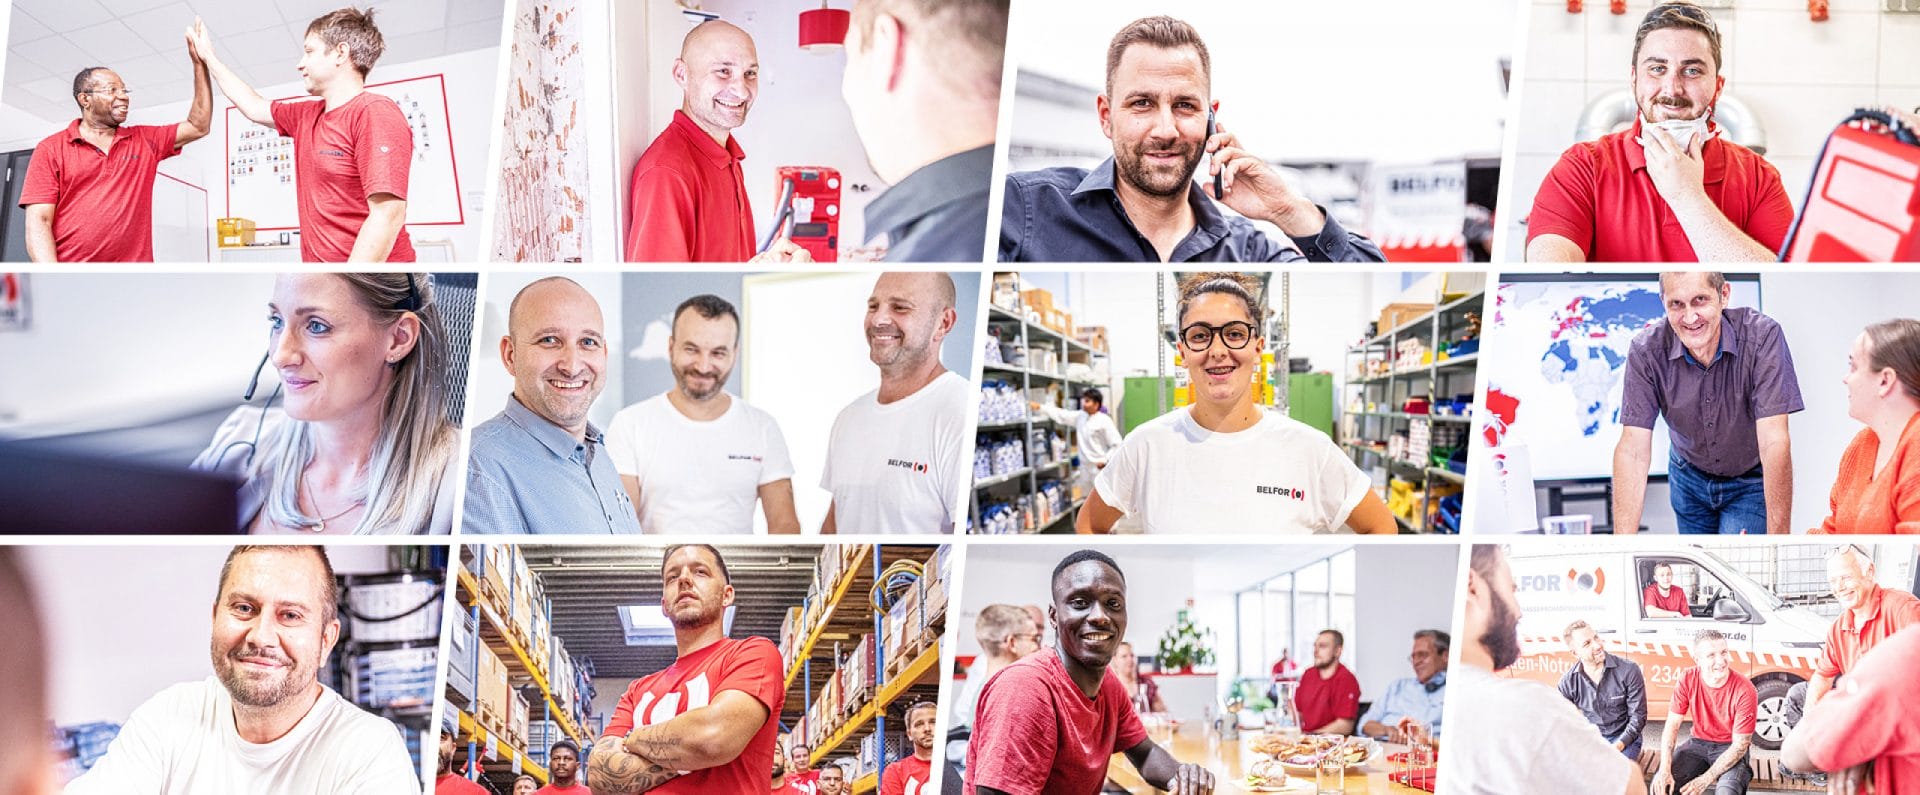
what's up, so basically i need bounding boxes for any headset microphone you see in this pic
[242,348,272,402]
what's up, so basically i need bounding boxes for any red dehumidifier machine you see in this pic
[1779,109,1920,262]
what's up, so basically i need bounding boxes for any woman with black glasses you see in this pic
[1076,272,1395,534]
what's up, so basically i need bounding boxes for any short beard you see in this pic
[1115,142,1202,198]
[674,364,730,401]
[669,597,721,630]
[1480,595,1522,671]
[213,643,313,708]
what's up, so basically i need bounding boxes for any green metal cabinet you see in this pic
[1288,373,1334,437]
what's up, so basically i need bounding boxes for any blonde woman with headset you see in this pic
[193,272,457,534]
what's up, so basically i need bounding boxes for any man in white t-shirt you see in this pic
[1031,387,1124,482]
[606,294,801,534]
[67,545,417,794]
[1444,545,1646,795]
[821,271,971,533]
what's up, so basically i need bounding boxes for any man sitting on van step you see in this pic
[1560,620,1649,761]
[1651,629,1757,795]
[1779,546,1920,775]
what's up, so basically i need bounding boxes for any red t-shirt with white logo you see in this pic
[965,651,1147,795]
[602,637,785,795]
[434,773,488,794]
[1671,667,1757,744]
[787,768,818,794]
[19,121,181,262]
[881,754,933,795]
[270,92,415,263]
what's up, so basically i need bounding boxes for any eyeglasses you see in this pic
[1180,321,1256,351]
[82,87,133,98]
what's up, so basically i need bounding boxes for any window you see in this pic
[1234,550,1357,683]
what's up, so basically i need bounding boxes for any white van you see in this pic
[1504,545,1831,750]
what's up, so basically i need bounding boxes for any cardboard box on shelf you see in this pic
[1377,303,1435,335]
[476,645,509,737]
[1020,287,1053,314]
[509,689,530,747]
[1074,325,1109,352]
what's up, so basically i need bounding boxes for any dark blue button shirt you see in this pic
[998,157,1386,263]
[1557,652,1648,749]
[867,145,992,263]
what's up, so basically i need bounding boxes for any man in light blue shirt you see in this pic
[1360,629,1448,741]
[463,277,640,534]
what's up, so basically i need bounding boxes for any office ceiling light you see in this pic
[798,1,849,52]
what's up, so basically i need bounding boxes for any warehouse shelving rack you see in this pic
[785,544,945,794]
[444,546,589,791]
[973,279,1108,533]
[1341,284,1484,533]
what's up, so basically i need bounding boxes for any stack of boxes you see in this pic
[476,643,510,737]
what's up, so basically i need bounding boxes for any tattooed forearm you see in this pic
[589,735,680,795]
[622,727,691,767]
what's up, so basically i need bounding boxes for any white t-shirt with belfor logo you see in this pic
[821,371,972,533]
[1094,407,1372,534]
[605,392,796,534]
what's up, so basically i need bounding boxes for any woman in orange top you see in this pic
[1814,318,1920,534]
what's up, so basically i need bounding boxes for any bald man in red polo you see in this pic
[21,47,212,262]
[625,20,807,264]
[1526,2,1791,263]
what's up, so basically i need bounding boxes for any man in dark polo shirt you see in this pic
[22,52,212,262]
[626,20,807,263]
[1612,271,1802,534]
[1558,620,1648,760]
[841,0,1005,262]
[966,549,1213,795]
[997,16,1382,264]
[1525,2,1792,263]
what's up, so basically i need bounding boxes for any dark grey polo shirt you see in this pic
[867,145,992,263]
[463,396,642,534]
[1620,306,1804,477]
[1557,652,1649,749]
[997,157,1385,263]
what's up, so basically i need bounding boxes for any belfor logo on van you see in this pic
[1515,568,1606,595]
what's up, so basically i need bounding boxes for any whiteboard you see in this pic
[224,74,465,230]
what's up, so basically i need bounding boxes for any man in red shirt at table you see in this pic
[21,45,212,263]
[1525,2,1791,263]
[966,549,1214,795]
[1295,629,1361,735]
[586,544,787,794]
[1782,624,1920,795]
[1643,562,1691,618]
[1650,630,1756,795]
[434,730,488,795]
[625,20,807,264]
[881,701,936,795]
[189,9,415,263]
[534,740,590,794]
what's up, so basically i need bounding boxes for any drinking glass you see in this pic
[1315,736,1347,795]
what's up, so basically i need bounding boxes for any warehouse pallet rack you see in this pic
[973,278,1109,533]
[785,544,945,793]
[444,546,591,791]
[1341,284,1484,533]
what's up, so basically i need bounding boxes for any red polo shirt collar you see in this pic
[1621,117,1728,185]
[668,109,746,170]
[65,118,138,146]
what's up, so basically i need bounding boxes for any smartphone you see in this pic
[1207,104,1223,197]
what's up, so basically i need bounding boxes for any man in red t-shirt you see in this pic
[1643,562,1691,618]
[1651,630,1755,795]
[21,52,212,262]
[625,21,807,264]
[786,742,819,795]
[1525,3,1790,264]
[1294,629,1361,735]
[1782,625,1920,795]
[189,9,415,263]
[817,762,848,795]
[881,702,937,795]
[433,730,489,795]
[585,544,787,794]
[533,740,590,794]
[966,549,1214,795]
